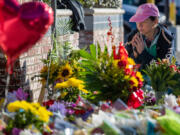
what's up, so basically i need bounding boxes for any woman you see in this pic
[125,3,175,69]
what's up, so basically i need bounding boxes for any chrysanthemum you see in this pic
[54,77,88,93]
[57,63,73,80]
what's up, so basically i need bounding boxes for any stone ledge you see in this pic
[84,8,125,15]
[57,9,72,16]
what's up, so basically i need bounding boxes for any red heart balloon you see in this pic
[0,0,54,73]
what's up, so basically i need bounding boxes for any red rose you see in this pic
[138,81,143,88]
[118,60,127,68]
[170,65,177,72]
[127,90,144,109]
[124,68,131,75]
[43,100,54,107]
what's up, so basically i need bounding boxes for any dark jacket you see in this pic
[57,0,86,31]
[125,24,175,69]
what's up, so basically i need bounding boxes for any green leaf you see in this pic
[89,44,97,59]
[79,50,93,59]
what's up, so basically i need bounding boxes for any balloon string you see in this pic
[2,67,10,117]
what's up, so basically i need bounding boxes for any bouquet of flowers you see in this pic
[4,101,52,135]
[79,43,144,108]
[39,42,88,102]
[143,58,180,95]
[42,96,94,125]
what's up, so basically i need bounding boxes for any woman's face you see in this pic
[136,18,158,35]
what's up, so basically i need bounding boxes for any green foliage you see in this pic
[78,0,122,8]
[6,111,44,133]
[56,19,73,36]
[143,58,180,95]
[43,0,51,5]
[79,44,131,104]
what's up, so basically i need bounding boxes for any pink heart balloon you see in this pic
[0,0,54,73]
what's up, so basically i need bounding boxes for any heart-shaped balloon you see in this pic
[0,0,54,73]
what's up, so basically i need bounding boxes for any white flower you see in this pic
[20,130,33,135]
[164,94,178,108]
[92,110,115,127]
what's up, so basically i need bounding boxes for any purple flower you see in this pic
[12,128,21,135]
[174,107,180,114]
[144,91,156,105]
[15,88,28,101]
[49,102,67,115]
[67,109,74,115]
[7,91,17,103]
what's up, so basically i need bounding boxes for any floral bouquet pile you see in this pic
[43,97,94,123]
[79,43,144,108]
[4,101,52,135]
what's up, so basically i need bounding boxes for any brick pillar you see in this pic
[79,8,125,52]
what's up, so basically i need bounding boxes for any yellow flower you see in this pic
[55,81,69,89]
[127,58,136,65]
[55,77,88,93]
[79,88,89,93]
[57,63,73,80]
[67,78,84,87]
[7,101,52,123]
[60,92,68,98]
[136,71,144,82]
[129,76,138,87]
[37,106,52,122]
[113,60,119,67]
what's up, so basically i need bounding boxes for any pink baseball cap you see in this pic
[129,3,159,22]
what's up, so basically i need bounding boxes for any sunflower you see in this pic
[40,66,48,74]
[57,63,73,80]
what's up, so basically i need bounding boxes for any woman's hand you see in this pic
[131,33,145,54]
